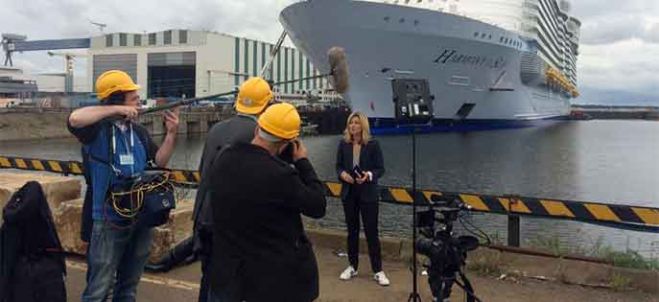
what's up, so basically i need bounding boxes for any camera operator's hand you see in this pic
[115,105,139,121]
[340,171,355,184]
[355,172,368,184]
[291,139,308,161]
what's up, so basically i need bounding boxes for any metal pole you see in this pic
[408,129,421,302]
[507,215,521,247]
[259,31,287,79]
[65,55,73,93]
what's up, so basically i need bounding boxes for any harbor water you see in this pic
[1,119,658,258]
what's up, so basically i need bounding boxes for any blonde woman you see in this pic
[335,112,389,286]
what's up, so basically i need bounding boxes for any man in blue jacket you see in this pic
[68,70,179,302]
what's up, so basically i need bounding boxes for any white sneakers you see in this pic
[339,266,358,280]
[339,266,390,286]
[374,271,390,286]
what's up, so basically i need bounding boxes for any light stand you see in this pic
[390,78,434,302]
[409,126,421,302]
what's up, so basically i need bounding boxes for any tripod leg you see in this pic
[407,292,422,302]
[457,271,480,302]
[438,275,454,302]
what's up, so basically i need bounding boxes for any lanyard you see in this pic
[111,123,136,177]
[111,123,134,155]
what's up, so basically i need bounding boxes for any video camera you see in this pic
[415,195,481,302]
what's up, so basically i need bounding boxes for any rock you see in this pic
[169,199,194,243]
[150,227,175,263]
[149,199,194,262]
[48,197,195,263]
[53,198,87,255]
[0,172,81,223]
[48,196,195,264]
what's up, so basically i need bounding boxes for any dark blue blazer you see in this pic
[335,139,385,202]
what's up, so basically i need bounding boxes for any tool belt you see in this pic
[107,171,176,227]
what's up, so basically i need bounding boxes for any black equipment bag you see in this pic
[9,255,67,302]
[137,172,176,227]
[0,181,66,302]
[107,171,176,228]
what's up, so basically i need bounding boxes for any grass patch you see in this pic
[466,251,504,276]
[596,247,659,271]
[526,234,659,271]
[609,273,632,291]
[527,235,574,256]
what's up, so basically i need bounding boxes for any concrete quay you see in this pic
[0,171,657,300]
[61,243,657,302]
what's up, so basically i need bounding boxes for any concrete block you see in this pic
[49,199,192,263]
[150,227,175,263]
[149,199,194,262]
[53,198,87,255]
[168,199,194,243]
[0,172,81,222]
[49,198,195,263]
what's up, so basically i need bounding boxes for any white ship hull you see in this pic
[280,0,572,132]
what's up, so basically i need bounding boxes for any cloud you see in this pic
[577,39,659,104]
[566,0,659,103]
[3,0,293,41]
[2,0,295,74]
[580,15,659,45]
[572,0,659,45]
[2,0,658,104]
[570,0,658,19]
[645,22,659,43]
[580,15,644,44]
[576,87,657,106]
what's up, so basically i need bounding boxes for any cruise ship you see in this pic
[280,0,581,132]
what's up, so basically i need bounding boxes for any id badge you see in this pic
[119,154,135,166]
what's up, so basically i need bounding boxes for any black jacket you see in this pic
[335,139,385,202]
[193,115,257,235]
[0,181,66,302]
[209,143,326,302]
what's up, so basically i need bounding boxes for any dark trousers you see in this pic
[342,186,382,273]
[199,257,211,302]
[197,229,213,302]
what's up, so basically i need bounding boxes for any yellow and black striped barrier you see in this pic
[1,155,657,233]
[0,156,85,176]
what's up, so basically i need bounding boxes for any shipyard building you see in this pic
[88,29,329,100]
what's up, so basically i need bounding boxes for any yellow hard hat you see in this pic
[257,103,301,140]
[235,77,273,114]
[96,70,140,101]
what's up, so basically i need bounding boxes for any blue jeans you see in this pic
[82,220,153,302]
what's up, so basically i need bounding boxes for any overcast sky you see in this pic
[2,0,658,105]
